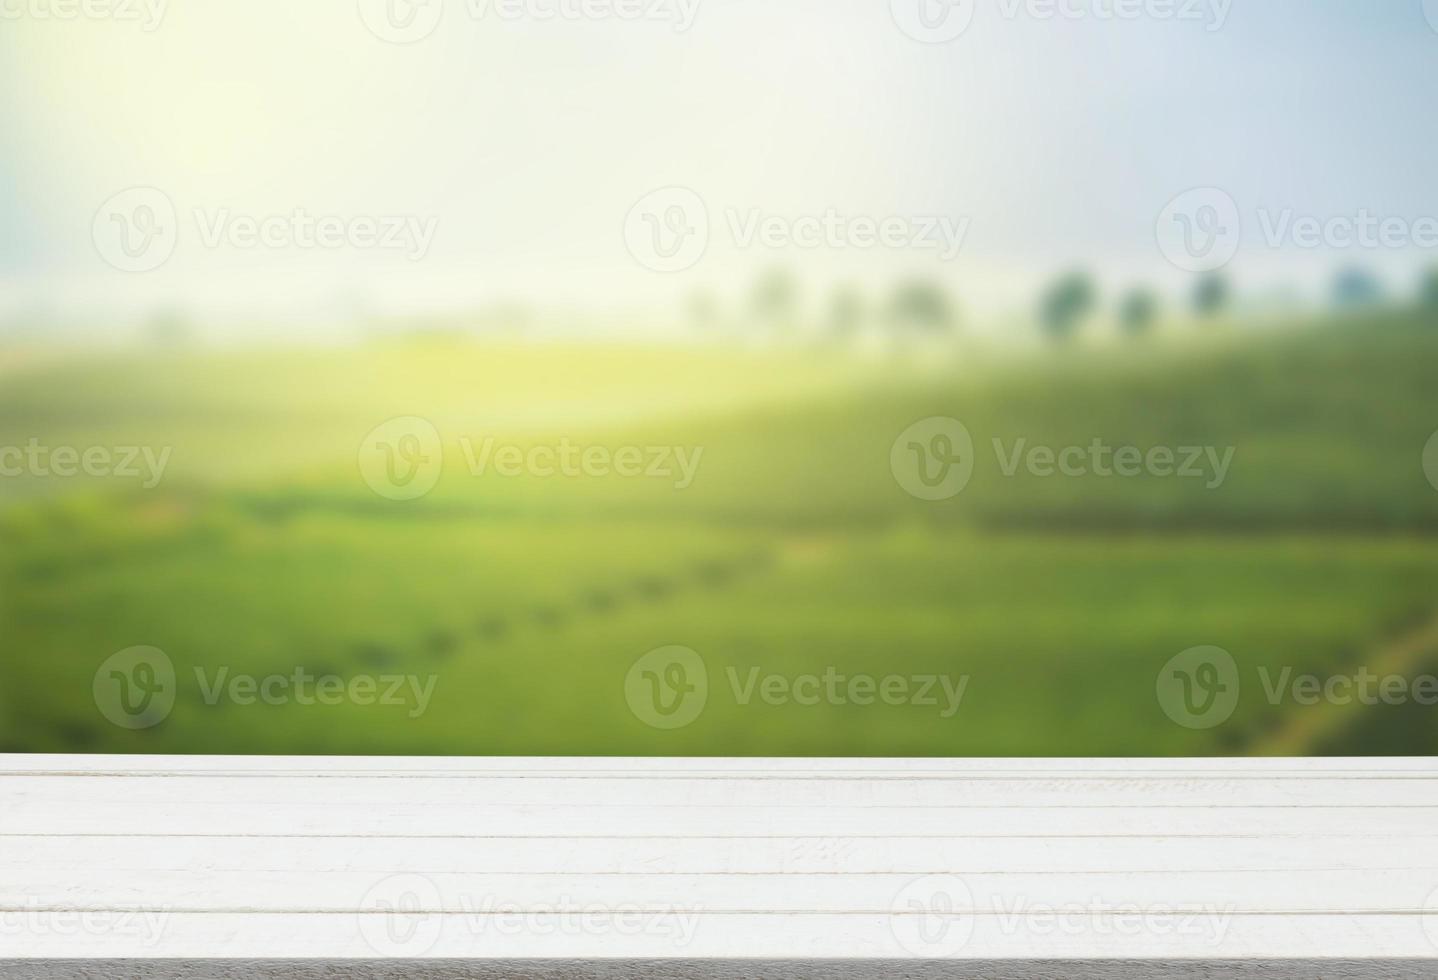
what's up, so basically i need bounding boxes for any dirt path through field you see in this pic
[1248,611,1438,755]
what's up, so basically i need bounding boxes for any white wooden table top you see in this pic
[2,755,1438,972]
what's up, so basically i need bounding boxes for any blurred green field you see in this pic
[2,311,1438,756]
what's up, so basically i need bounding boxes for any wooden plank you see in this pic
[1,912,1434,959]
[5,834,1430,874]
[4,801,1434,837]
[3,755,1435,775]
[1,755,1435,966]
[5,868,1436,914]
[10,773,1438,806]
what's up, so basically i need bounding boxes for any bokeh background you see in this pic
[2,0,1438,755]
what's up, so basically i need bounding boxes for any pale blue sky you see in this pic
[1,0,1436,329]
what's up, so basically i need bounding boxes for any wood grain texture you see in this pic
[2,755,1436,972]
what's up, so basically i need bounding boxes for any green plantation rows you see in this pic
[2,311,1437,755]
[206,312,1434,534]
[5,500,1438,755]
[607,315,1438,532]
